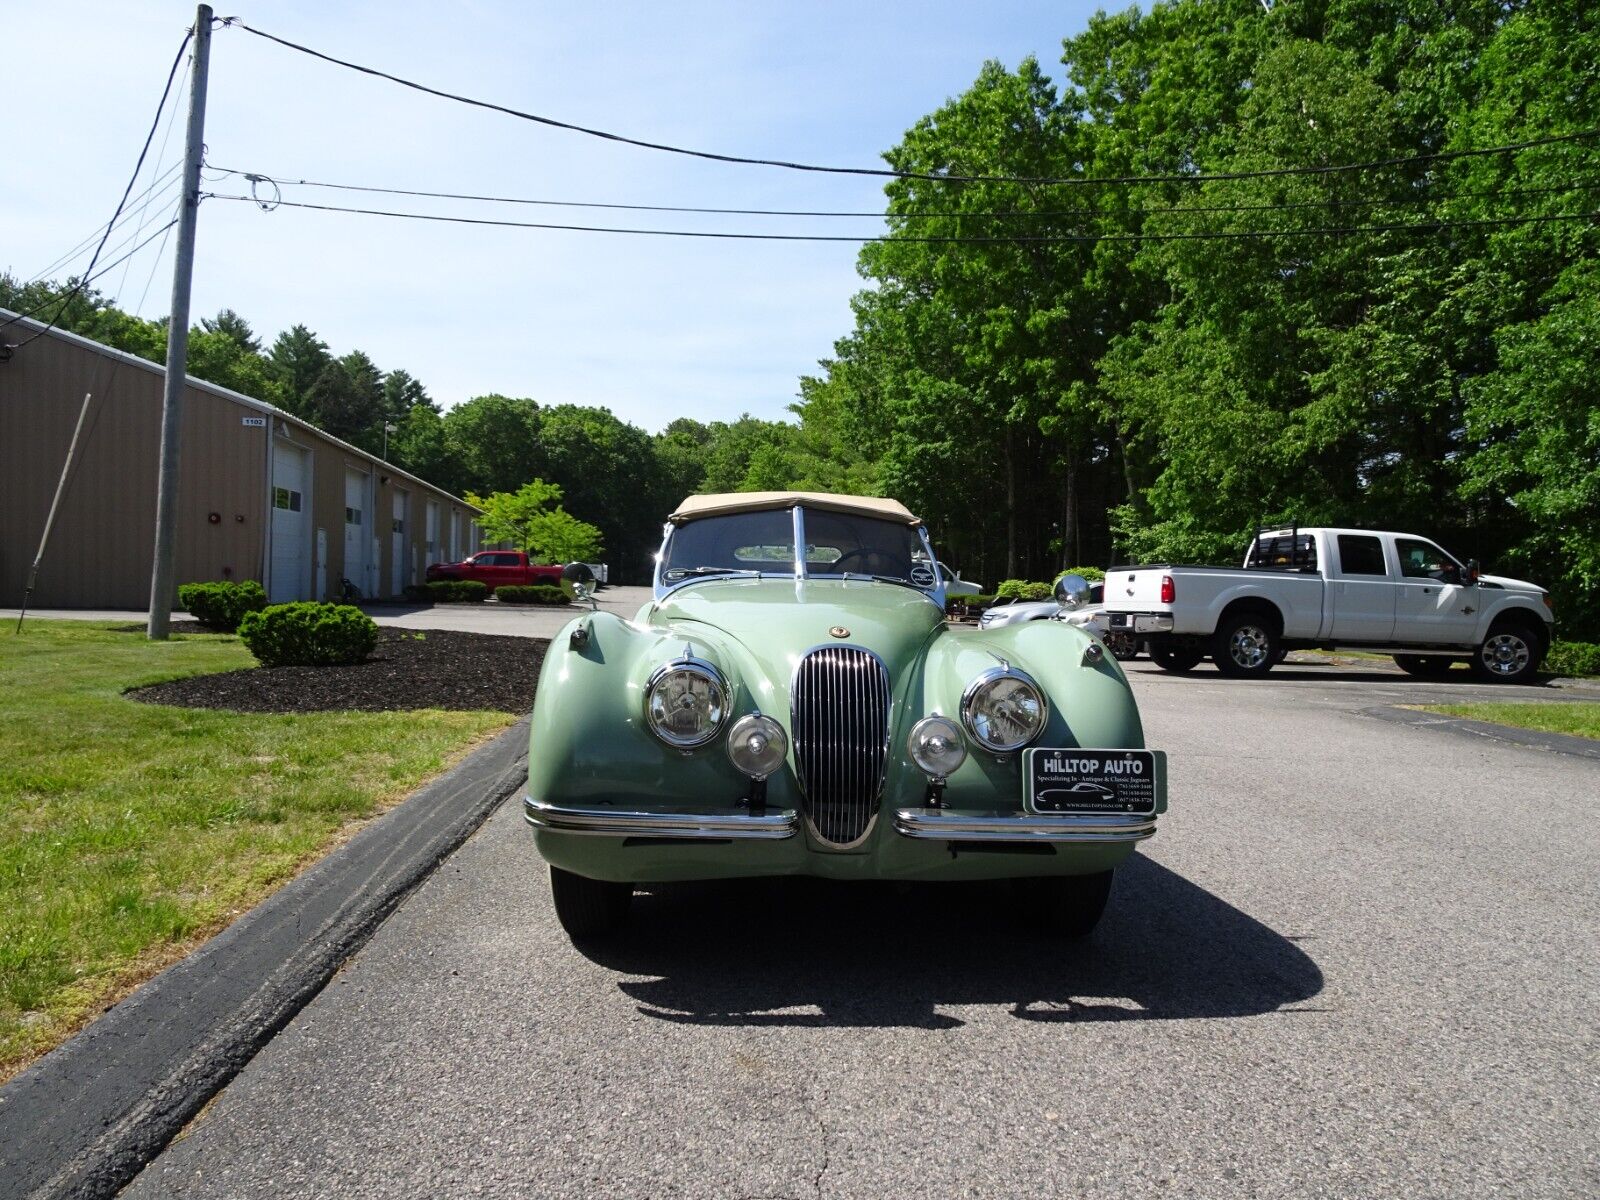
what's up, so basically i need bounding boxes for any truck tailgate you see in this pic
[1104,568,1175,610]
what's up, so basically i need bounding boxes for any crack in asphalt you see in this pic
[811,1083,832,1199]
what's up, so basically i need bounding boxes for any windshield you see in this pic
[660,506,932,586]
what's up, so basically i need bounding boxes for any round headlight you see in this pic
[961,668,1048,753]
[907,715,967,780]
[644,661,728,748]
[726,713,787,779]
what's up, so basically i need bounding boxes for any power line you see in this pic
[227,20,1600,188]
[116,68,190,299]
[26,162,185,284]
[203,192,1599,243]
[206,163,1600,221]
[3,29,194,346]
[2,219,181,346]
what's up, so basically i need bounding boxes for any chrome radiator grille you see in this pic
[791,646,892,846]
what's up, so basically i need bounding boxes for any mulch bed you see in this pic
[128,629,548,714]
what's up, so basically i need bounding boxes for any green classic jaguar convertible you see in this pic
[525,492,1166,941]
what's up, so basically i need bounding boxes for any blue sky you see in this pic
[6,1,1109,431]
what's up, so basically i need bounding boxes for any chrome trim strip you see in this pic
[793,503,806,581]
[893,808,1157,843]
[524,797,798,840]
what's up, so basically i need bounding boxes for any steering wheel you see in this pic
[829,549,878,573]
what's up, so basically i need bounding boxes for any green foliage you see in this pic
[494,584,570,606]
[1544,641,1600,679]
[466,480,604,564]
[424,580,489,604]
[995,580,1054,602]
[237,603,378,668]
[177,580,267,632]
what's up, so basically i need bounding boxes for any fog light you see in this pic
[908,715,967,781]
[726,714,787,779]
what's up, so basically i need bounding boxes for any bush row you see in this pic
[492,584,570,605]
[237,602,378,668]
[995,579,1054,601]
[404,580,489,604]
[1546,640,1600,678]
[178,579,267,632]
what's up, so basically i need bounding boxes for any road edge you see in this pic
[0,718,530,1200]
[1364,705,1600,760]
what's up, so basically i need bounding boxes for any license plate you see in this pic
[1024,748,1164,816]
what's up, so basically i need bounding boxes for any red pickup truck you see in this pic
[425,551,564,589]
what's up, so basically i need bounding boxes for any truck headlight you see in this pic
[726,714,787,779]
[960,667,1048,753]
[908,715,967,780]
[644,660,728,749]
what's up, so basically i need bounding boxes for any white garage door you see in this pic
[270,442,309,603]
[344,469,369,599]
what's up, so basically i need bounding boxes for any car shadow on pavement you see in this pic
[584,855,1323,1029]
[1128,663,1556,687]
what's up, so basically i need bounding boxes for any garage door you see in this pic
[344,469,369,599]
[270,442,309,603]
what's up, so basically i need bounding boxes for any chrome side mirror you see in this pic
[562,561,598,611]
[1054,572,1091,611]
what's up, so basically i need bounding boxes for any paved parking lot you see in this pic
[122,660,1597,1198]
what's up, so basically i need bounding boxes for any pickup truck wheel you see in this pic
[1213,613,1280,678]
[1020,870,1114,939]
[1106,632,1141,661]
[549,866,633,941]
[1469,625,1542,684]
[1394,654,1457,678]
[1149,644,1204,673]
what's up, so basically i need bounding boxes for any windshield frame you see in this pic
[653,503,944,606]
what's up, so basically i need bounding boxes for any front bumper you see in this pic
[525,796,1154,846]
[1109,611,1175,635]
[893,808,1156,843]
[523,796,799,840]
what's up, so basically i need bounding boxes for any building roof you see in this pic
[670,491,919,525]
[0,309,479,511]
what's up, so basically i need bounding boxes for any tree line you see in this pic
[5,0,1596,630]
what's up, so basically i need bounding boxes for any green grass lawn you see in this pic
[0,621,516,1078]
[1416,702,1600,741]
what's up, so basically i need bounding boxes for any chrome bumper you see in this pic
[523,796,799,840]
[1111,612,1175,634]
[893,808,1156,843]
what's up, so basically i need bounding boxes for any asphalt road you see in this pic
[123,660,1598,1199]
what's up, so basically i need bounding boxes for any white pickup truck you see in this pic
[1103,527,1554,682]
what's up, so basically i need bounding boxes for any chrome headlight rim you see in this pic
[643,657,730,749]
[959,665,1049,754]
[725,712,788,779]
[907,714,968,781]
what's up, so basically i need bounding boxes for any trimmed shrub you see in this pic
[238,602,378,668]
[1545,640,1600,677]
[424,579,489,603]
[178,579,267,632]
[494,584,571,606]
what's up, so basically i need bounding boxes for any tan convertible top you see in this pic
[670,491,920,525]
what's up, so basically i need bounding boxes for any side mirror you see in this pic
[562,561,598,610]
[1054,572,1091,611]
[1465,559,1480,585]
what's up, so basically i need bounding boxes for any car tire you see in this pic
[549,866,633,941]
[1021,871,1114,939]
[1394,654,1457,678]
[1106,632,1141,661]
[1213,611,1280,678]
[1148,643,1204,673]
[1469,623,1543,684]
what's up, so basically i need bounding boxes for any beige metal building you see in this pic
[1,312,481,609]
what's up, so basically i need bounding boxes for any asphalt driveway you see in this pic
[120,662,1598,1198]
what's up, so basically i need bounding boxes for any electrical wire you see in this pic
[3,29,194,346]
[204,163,1600,221]
[201,192,1600,243]
[116,70,190,299]
[6,219,181,331]
[227,20,1600,188]
[134,200,183,316]
[24,161,185,284]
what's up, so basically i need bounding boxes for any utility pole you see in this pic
[147,4,213,639]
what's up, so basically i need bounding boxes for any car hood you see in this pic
[649,578,944,693]
[1478,572,1545,595]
